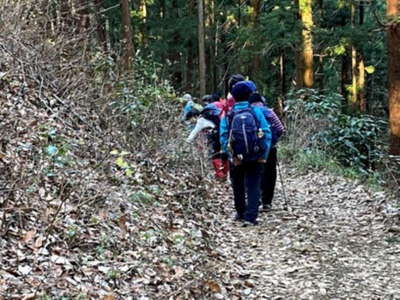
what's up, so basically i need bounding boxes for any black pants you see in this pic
[230,162,263,223]
[261,147,277,206]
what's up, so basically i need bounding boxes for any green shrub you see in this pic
[284,89,388,175]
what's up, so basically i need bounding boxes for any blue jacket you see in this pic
[220,101,272,160]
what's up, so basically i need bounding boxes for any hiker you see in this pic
[220,81,272,226]
[187,93,229,180]
[249,93,285,212]
[180,93,202,123]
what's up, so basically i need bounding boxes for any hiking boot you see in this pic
[242,220,258,227]
[260,204,272,213]
[234,214,244,222]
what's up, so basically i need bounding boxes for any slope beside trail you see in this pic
[203,165,400,299]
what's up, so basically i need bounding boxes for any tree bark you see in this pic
[250,0,262,80]
[138,0,147,46]
[349,1,358,110]
[121,0,134,71]
[299,0,314,88]
[357,3,366,112]
[198,0,206,96]
[208,0,218,92]
[341,50,352,108]
[387,0,400,155]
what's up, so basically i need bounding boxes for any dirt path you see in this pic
[209,167,400,299]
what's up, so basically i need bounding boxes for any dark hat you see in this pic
[211,93,220,102]
[201,94,213,104]
[248,92,264,104]
[231,81,256,102]
[228,74,245,92]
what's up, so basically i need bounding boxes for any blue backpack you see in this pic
[228,107,264,162]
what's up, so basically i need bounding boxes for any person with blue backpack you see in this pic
[220,81,272,226]
[249,93,285,212]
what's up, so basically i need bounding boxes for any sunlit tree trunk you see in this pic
[387,0,400,155]
[138,0,147,46]
[348,1,367,112]
[350,1,358,110]
[357,2,366,112]
[198,0,206,96]
[121,0,134,71]
[299,0,314,88]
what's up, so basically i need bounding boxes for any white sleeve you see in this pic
[186,118,216,143]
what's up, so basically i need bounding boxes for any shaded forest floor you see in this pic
[208,165,400,299]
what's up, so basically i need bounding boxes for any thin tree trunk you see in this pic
[358,2,366,112]
[121,0,134,71]
[350,45,357,109]
[198,0,206,96]
[277,51,285,117]
[250,0,262,80]
[387,0,400,155]
[294,0,302,88]
[341,51,352,108]
[138,0,147,46]
[208,0,217,92]
[349,1,358,110]
[299,0,314,88]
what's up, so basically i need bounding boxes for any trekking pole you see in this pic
[276,156,290,211]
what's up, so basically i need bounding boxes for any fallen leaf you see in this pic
[23,230,36,243]
[205,280,222,293]
[34,235,44,249]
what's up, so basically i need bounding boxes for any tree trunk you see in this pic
[198,0,206,96]
[357,3,366,112]
[387,0,400,155]
[349,1,358,110]
[121,0,134,71]
[341,50,352,108]
[277,51,285,117]
[299,0,314,88]
[138,0,147,46]
[208,0,218,92]
[250,0,262,80]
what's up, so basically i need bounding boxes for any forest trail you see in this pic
[207,165,400,299]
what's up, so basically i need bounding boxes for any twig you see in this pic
[45,180,71,235]
[0,180,17,236]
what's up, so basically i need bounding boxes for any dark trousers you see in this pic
[230,162,263,223]
[261,147,277,206]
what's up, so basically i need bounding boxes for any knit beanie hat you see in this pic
[231,80,256,102]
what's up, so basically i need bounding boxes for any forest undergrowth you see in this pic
[1,3,400,299]
[0,4,228,298]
